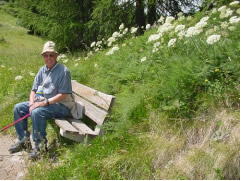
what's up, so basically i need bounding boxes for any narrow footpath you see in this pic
[0,134,28,180]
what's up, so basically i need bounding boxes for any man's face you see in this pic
[42,52,58,69]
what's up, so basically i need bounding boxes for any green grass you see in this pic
[0,2,240,180]
[0,7,43,133]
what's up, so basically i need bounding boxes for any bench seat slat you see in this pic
[55,119,79,133]
[72,80,115,111]
[74,95,107,126]
[68,118,97,135]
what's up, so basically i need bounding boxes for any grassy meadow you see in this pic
[0,1,240,180]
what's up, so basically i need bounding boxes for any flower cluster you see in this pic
[106,46,119,55]
[80,0,239,68]
[57,54,69,63]
[15,75,23,81]
[206,35,221,44]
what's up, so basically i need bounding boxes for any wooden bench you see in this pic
[54,80,115,142]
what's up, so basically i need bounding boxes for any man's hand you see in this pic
[29,101,47,113]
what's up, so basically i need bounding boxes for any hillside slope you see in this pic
[0,1,240,180]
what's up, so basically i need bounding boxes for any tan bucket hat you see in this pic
[41,41,58,55]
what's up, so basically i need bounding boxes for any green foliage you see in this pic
[0,1,240,180]
[89,0,135,40]
[6,0,94,51]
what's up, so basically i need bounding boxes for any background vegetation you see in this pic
[3,0,203,51]
[0,0,240,180]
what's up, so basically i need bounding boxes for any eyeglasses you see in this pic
[43,54,55,58]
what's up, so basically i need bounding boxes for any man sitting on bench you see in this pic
[9,41,75,159]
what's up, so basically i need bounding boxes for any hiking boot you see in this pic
[9,137,32,154]
[29,146,48,160]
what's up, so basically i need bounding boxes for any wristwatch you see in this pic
[45,99,49,106]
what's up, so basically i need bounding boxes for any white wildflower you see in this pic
[152,48,159,53]
[74,63,78,67]
[165,16,175,23]
[119,33,123,38]
[15,76,23,81]
[107,37,116,43]
[221,31,228,37]
[153,42,160,48]
[195,21,207,29]
[90,41,96,47]
[229,16,240,23]
[211,8,217,14]
[230,1,239,6]
[185,27,201,37]
[63,59,69,63]
[1,65,5,68]
[236,8,240,14]
[96,41,102,47]
[221,22,229,29]
[57,54,67,61]
[175,25,185,32]
[140,57,147,62]
[107,37,115,47]
[75,58,81,62]
[112,32,120,38]
[228,26,236,31]
[218,6,227,12]
[119,23,124,30]
[187,16,192,21]
[225,9,233,17]
[112,46,119,51]
[206,34,221,45]
[131,27,138,34]
[94,63,98,68]
[146,24,151,30]
[95,48,100,52]
[122,43,126,47]
[213,26,220,32]
[158,16,165,23]
[200,16,209,22]
[106,46,119,56]
[87,51,93,57]
[178,16,185,21]
[123,28,128,35]
[177,12,183,17]
[107,42,112,47]
[205,28,215,36]
[29,72,35,76]
[219,10,226,19]
[178,30,185,37]
[168,38,177,47]
[147,33,162,42]
[157,22,174,33]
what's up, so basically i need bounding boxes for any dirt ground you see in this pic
[0,134,28,180]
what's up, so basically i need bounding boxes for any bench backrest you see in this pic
[71,80,115,133]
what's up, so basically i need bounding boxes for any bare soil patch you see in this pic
[0,134,28,180]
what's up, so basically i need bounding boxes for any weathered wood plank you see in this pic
[72,80,115,111]
[60,128,85,142]
[60,129,96,143]
[55,119,79,133]
[68,118,98,135]
[74,95,108,125]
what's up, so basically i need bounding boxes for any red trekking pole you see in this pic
[0,113,30,133]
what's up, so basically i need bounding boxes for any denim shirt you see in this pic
[32,63,72,99]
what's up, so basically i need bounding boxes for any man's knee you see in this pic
[14,102,26,113]
[31,108,44,118]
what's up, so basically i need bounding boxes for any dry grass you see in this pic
[148,109,240,180]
